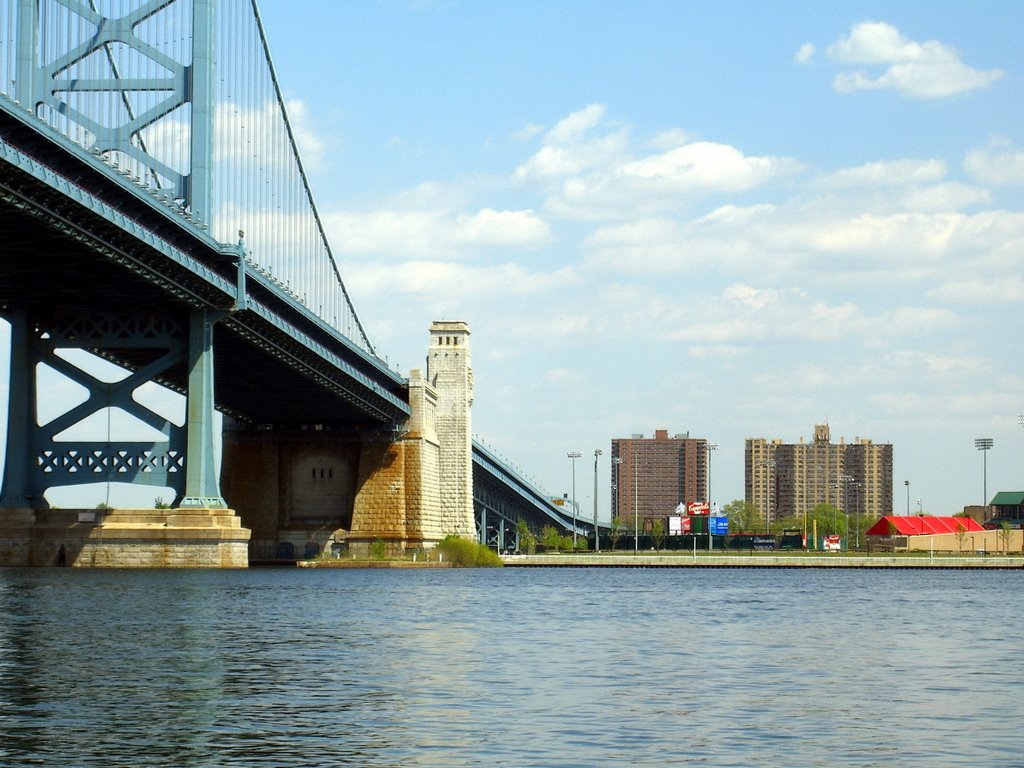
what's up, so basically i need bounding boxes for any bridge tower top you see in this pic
[427,320,474,537]
[429,320,471,346]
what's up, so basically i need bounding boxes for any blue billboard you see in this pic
[709,517,729,536]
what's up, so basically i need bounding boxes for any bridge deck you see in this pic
[0,98,409,427]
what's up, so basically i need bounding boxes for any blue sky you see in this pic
[250,1,1023,518]
[4,1,1023,520]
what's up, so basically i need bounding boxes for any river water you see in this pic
[0,566,1020,767]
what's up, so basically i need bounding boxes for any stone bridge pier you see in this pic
[222,321,476,560]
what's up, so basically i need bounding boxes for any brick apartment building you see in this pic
[611,429,708,529]
[745,424,892,527]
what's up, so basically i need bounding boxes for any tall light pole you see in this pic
[853,480,862,549]
[975,438,993,520]
[633,451,640,552]
[904,480,909,517]
[707,443,718,551]
[593,448,602,553]
[759,458,775,534]
[838,474,854,549]
[612,456,624,550]
[567,451,581,548]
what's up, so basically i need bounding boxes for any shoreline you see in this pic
[500,553,1024,569]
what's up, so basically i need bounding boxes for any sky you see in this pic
[3,1,1024,520]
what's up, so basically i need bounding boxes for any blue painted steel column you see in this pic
[189,0,214,222]
[15,0,37,109]
[479,506,487,545]
[179,308,225,508]
[1,309,36,507]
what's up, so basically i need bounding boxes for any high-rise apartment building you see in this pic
[611,429,707,528]
[745,424,892,527]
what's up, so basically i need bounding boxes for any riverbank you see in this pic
[501,552,1024,568]
[298,559,452,568]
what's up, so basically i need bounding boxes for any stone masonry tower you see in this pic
[427,321,475,538]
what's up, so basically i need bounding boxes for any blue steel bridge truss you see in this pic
[0,0,583,541]
[0,91,408,507]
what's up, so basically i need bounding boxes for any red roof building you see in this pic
[865,516,985,536]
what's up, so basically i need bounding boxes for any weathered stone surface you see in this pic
[0,507,250,567]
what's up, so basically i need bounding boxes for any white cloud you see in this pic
[284,99,327,167]
[722,283,778,310]
[546,104,608,144]
[884,350,987,378]
[825,21,1004,98]
[899,183,991,213]
[514,105,630,183]
[349,260,572,299]
[513,105,799,219]
[621,142,791,193]
[648,128,698,151]
[795,43,816,64]
[927,276,1024,305]
[820,159,947,188]
[964,143,1024,185]
[324,207,553,258]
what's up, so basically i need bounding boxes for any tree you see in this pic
[719,500,760,533]
[516,518,537,554]
[953,514,970,553]
[998,522,1013,554]
[650,518,665,551]
[609,516,625,550]
[807,504,846,537]
[541,525,561,552]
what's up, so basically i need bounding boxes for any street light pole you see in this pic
[567,451,581,549]
[975,438,993,520]
[707,443,718,551]
[612,456,623,550]
[904,480,909,517]
[593,448,602,553]
[760,458,775,534]
[838,474,854,549]
[633,453,639,552]
[854,481,862,549]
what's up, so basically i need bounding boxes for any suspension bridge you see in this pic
[0,0,588,566]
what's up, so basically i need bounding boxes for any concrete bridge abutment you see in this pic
[220,320,476,561]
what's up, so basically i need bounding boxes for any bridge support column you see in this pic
[0,307,249,567]
[180,308,226,508]
[1,308,35,508]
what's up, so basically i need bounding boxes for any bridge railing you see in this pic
[472,439,594,536]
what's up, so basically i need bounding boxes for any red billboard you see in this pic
[687,501,710,516]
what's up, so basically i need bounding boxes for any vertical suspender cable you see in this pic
[248,0,374,353]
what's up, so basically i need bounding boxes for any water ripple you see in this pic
[0,567,1021,767]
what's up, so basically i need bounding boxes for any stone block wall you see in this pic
[0,507,249,567]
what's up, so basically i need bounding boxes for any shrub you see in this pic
[369,537,386,560]
[541,525,561,551]
[436,535,503,567]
